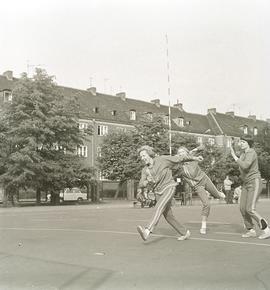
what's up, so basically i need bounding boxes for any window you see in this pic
[99,171,107,180]
[97,146,102,157]
[118,127,127,133]
[243,125,248,134]
[227,138,232,148]
[97,125,108,136]
[112,110,117,116]
[176,117,184,127]
[208,138,215,146]
[79,122,88,130]
[197,137,203,144]
[253,127,258,136]
[77,145,88,157]
[146,112,153,121]
[130,110,136,120]
[3,91,12,102]
[163,115,169,125]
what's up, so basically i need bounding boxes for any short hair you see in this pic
[137,145,156,158]
[177,146,189,154]
[240,135,254,147]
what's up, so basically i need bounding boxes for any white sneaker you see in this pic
[242,229,256,238]
[136,226,150,241]
[200,228,206,235]
[177,230,191,241]
[258,227,270,240]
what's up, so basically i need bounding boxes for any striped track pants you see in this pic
[147,184,187,235]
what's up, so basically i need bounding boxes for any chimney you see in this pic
[207,108,216,115]
[151,99,160,108]
[87,87,97,95]
[226,111,235,117]
[173,102,184,111]
[116,92,126,101]
[3,70,13,81]
[248,115,256,121]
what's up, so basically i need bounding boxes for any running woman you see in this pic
[136,145,203,242]
[230,135,270,239]
[176,146,225,234]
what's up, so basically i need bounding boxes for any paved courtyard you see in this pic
[0,199,270,289]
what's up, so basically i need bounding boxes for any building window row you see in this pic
[241,125,258,136]
[3,91,12,102]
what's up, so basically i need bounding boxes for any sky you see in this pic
[1,0,270,120]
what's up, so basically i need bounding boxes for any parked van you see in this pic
[59,188,87,203]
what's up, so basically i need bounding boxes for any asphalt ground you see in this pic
[0,199,270,290]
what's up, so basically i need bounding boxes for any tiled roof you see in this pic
[56,85,213,134]
[213,112,267,137]
[0,75,16,91]
[0,72,268,137]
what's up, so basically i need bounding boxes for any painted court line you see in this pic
[1,227,270,248]
[215,231,242,236]
[188,220,232,225]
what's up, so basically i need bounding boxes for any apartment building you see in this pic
[1,70,269,180]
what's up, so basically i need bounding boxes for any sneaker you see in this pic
[242,229,256,238]
[177,230,191,241]
[258,228,270,240]
[200,228,206,235]
[136,225,150,241]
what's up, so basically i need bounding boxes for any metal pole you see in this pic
[166,34,172,155]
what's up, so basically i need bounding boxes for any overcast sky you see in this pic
[1,0,270,119]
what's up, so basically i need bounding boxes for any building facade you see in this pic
[1,70,269,197]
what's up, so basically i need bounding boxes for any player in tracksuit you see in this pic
[176,146,225,234]
[136,145,203,242]
[230,135,270,239]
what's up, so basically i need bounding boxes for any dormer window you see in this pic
[175,117,184,127]
[146,112,153,121]
[3,91,12,102]
[163,115,169,125]
[253,127,258,136]
[130,110,136,120]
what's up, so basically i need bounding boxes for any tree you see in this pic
[0,69,94,205]
[255,133,270,197]
[98,117,170,182]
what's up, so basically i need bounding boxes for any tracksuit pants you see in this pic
[146,185,187,236]
[194,175,221,217]
[240,178,268,230]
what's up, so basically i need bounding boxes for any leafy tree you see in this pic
[98,117,170,192]
[0,69,94,205]
[248,125,270,196]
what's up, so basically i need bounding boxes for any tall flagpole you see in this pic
[165,34,172,155]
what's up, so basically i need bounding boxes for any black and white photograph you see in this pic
[1,0,270,289]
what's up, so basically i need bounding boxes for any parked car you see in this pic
[59,187,87,203]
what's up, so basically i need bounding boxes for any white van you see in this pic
[59,187,87,203]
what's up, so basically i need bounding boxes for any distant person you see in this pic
[233,185,242,204]
[224,175,233,204]
[230,135,270,239]
[176,146,225,235]
[136,145,203,242]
